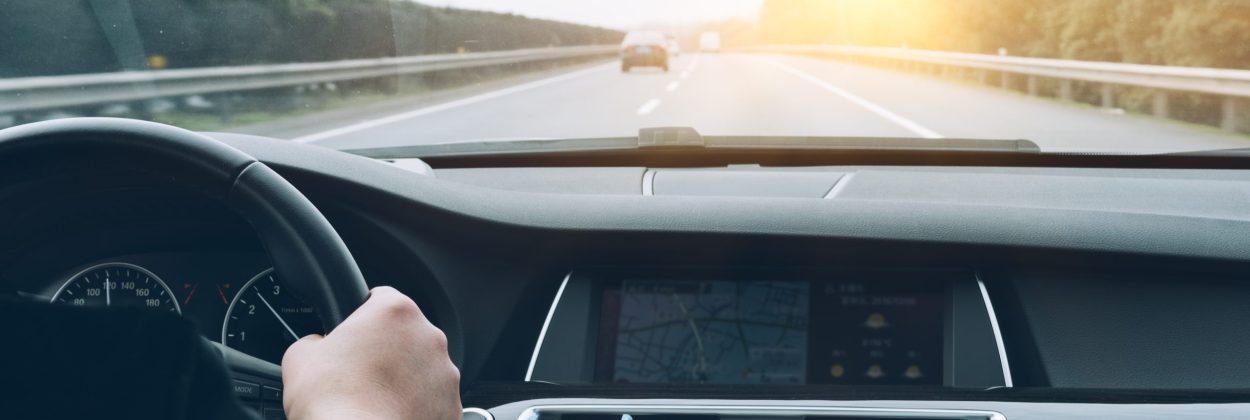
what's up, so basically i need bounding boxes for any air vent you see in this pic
[521,405,1004,420]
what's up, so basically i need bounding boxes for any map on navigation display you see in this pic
[603,280,809,384]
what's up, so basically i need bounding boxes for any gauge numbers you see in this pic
[222,268,321,364]
[50,262,181,314]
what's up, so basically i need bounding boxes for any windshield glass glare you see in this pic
[4,0,1250,154]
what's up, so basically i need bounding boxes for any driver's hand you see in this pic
[281,286,461,420]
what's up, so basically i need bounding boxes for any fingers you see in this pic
[347,286,428,327]
[357,287,449,365]
[368,286,425,317]
[277,285,461,420]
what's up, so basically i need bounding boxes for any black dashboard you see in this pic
[5,132,1250,419]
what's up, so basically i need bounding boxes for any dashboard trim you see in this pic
[977,276,1014,387]
[517,403,1006,420]
[641,168,656,196]
[823,172,855,199]
[524,272,571,382]
[463,407,495,420]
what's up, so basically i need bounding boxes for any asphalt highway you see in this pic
[240,53,1250,153]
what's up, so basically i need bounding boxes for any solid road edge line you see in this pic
[760,57,944,139]
[292,62,615,144]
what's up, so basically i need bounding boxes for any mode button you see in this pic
[232,380,261,399]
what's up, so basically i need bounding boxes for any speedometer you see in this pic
[50,262,180,314]
[222,268,321,364]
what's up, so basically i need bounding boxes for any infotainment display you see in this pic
[593,278,945,385]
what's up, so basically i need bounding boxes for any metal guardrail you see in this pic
[0,45,618,114]
[755,45,1250,131]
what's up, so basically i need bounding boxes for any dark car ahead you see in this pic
[620,30,669,72]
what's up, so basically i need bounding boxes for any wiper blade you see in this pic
[1157,147,1250,157]
[344,126,1040,159]
[639,127,1040,152]
[704,134,1039,152]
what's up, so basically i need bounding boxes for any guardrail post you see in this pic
[1000,72,1010,89]
[216,93,234,123]
[1100,85,1115,108]
[978,70,988,85]
[1221,97,1239,132]
[1026,76,1038,96]
[1059,80,1073,101]
[1152,92,1169,118]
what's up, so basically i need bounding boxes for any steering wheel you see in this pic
[0,118,369,372]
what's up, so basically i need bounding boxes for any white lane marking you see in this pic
[637,98,662,115]
[761,58,943,139]
[666,81,680,92]
[292,62,614,143]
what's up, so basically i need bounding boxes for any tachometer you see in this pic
[222,268,321,364]
[50,262,180,314]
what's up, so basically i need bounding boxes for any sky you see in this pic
[417,0,764,30]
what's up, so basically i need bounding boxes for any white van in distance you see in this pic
[699,31,721,52]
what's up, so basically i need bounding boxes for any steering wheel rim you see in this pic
[0,117,368,333]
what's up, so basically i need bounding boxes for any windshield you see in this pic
[4,0,1250,154]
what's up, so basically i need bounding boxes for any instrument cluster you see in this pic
[34,252,318,365]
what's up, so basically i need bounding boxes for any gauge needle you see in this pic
[104,274,111,306]
[254,289,301,341]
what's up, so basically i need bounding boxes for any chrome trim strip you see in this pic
[823,172,856,199]
[976,276,1014,387]
[463,407,494,420]
[519,404,1005,420]
[524,272,572,382]
[641,169,656,196]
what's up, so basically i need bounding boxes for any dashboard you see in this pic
[5,132,1250,419]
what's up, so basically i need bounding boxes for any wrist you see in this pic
[290,403,403,420]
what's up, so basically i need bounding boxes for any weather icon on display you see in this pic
[830,364,845,378]
[904,365,924,379]
[866,364,884,379]
[864,312,888,329]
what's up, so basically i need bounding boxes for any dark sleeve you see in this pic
[0,299,260,420]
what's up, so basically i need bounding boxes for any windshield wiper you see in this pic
[1158,147,1250,157]
[343,127,1040,159]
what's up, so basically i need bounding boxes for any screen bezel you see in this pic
[528,266,1008,389]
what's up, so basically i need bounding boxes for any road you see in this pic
[235,53,1250,153]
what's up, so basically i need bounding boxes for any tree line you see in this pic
[0,0,623,77]
[757,0,1250,69]
[755,0,1250,127]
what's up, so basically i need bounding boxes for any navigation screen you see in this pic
[594,278,945,385]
